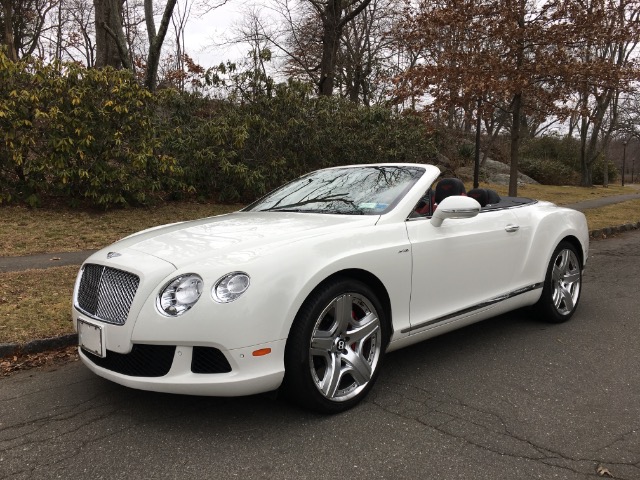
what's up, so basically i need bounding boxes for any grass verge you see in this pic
[484,183,638,205]
[0,266,77,344]
[583,199,640,230]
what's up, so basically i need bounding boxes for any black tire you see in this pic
[282,278,389,414]
[534,241,582,323]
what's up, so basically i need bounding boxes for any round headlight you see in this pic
[157,274,203,316]
[213,272,250,303]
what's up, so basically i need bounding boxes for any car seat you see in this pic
[434,178,466,204]
[467,188,501,207]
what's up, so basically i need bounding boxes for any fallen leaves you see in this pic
[596,464,613,478]
[0,346,78,377]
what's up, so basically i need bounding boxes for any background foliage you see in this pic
[0,51,436,208]
[519,136,617,185]
[0,52,181,207]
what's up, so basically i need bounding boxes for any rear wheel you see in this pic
[534,241,582,323]
[283,278,388,414]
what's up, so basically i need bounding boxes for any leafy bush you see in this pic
[591,157,618,184]
[521,136,581,169]
[519,157,580,185]
[1,51,436,207]
[0,51,182,208]
[156,80,436,202]
[519,136,582,185]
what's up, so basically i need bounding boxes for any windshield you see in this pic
[244,166,424,215]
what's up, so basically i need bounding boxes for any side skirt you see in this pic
[400,283,543,335]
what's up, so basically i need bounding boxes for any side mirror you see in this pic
[431,196,481,227]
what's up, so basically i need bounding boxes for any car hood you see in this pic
[108,212,379,269]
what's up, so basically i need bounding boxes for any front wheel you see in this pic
[534,241,583,323]
[283,278,389,414]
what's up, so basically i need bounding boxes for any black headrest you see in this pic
[486,189,501,204]
[467,188,501,207]
[467,188,488,207]
[435,178,466,203]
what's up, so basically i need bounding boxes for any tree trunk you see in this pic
[509,93,522,197]
[318,3,342,97]
[144,0,178,92]
[603,143,609,187]
[94,0,127,69]
[1,0,17,61]
[316,0,372,97]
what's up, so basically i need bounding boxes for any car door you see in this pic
[405,208,527,333]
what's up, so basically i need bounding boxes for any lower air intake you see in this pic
[191,347,232,374]
[82,344,176,377]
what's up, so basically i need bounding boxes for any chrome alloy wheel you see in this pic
[309,293,382,402]
[551,248,581,316]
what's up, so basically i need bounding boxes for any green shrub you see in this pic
[155,81,436,202]
[519,136,582,185]
[519,157,581,185]
[1,50,436,207]
[521,136,581,169]
[0,51,183,208]
[591,157,618,184]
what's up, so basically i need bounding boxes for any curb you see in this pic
[589,221,640,239]
[0,333,77,359]
[2,221,640,360]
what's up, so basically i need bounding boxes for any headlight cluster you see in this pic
[213,272,250,303]
[157,274,204,316]
[157,271,250,316]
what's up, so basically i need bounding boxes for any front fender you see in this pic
[277,222,412,342]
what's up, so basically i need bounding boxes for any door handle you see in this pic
[505,224,520,233]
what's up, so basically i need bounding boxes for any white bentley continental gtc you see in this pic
[73,164,588,413]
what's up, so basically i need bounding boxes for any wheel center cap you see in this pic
[335,338,347,352]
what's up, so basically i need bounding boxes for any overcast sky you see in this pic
[179,1,260,69]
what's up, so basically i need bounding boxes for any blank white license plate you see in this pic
[78,319,105,358]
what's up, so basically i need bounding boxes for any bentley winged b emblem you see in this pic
[106,252,122,259]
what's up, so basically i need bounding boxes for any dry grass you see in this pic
[0,202,241,257]
[0,266,78,344]
[483,183,639,205]
[583,199,640,230]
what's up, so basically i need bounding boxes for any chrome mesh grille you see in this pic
[76,264,140,325]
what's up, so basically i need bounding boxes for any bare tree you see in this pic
[399,0,639,195]
[0,0,18,61]
[242,0,373,96]
[1,0,57,61]
[144,0,178,90]
[571,0,640,186]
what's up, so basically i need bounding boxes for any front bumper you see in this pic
[78,339,286,396]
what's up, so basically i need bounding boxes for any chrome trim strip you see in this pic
[438,207,479,215]
[401,282,543,334]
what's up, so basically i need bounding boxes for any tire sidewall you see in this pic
[283,277,389,414]
[536,241,582,323]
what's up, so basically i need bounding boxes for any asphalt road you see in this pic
[1,232,639,479]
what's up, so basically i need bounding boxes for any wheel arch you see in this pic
[518,206,589,291]
[559,234,585,267]
[287,268,393,347]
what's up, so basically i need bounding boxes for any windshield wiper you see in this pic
[263,208,313,213]
[316,209,365,215]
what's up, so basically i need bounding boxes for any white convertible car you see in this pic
[73,164,588,413]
